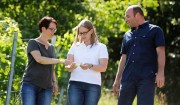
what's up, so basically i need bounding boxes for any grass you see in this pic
[2,88,166,105]
[98,89,118,105]
[98,89,167,105]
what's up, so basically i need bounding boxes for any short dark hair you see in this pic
[38,16,57,32]
[132,6,144,17]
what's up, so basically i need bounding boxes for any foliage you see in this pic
[0,0,89,39]
[1,0,180,104]
[54,32,74,87]
[81,0,159,89]
[145,0,180,104]
[0,17,27,104]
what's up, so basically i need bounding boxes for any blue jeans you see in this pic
[20,82,52,105]
[67,81,101,105]
[118,79,155,105]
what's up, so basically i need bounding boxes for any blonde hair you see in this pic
[73,19,98,47]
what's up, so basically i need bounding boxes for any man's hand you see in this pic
[155,71,165,88]
[112,81,120,96]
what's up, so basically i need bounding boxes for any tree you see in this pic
[0,17,27,104]
[146,0,180,104]
[3,0,179,104]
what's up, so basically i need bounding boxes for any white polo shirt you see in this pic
[68,42,109,85]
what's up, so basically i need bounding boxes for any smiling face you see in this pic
[38,16,57,39]
[125,7,138,28]
[74,19,98,45]
[47,22,57,36]
[42,22,57,39]
[78,26,91,43]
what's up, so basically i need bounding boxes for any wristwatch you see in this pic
[89,64,93,69]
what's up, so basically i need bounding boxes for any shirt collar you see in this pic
[139,21,149,29]
[131,21,149,31]
[80,42,92,48]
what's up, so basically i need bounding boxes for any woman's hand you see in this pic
[65,62,78,72]
[53,82,59,96]
[64,59,72,65]
[80,63,92,70]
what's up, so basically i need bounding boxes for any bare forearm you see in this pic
[36,56,65,65]
[90,58,108,72]
[52,70,57,82]
[115,55,126,82]
[115,61,124,82]
[31,51,66,65]
[156,46,165,88]
[157,50,165,73]
[90,64,107,72]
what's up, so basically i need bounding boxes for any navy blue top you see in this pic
[121,22,165,82]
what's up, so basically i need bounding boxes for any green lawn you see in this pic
[4,89,166,105]
[98,89,167,105]
[98,90,118,105]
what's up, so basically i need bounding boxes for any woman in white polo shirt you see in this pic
[66,19,109,105]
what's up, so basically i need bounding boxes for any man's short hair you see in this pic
[132,5,144,17]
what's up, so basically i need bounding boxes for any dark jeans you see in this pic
[20,82,52,105]
[118,79,155,105]
[67,81,101,105]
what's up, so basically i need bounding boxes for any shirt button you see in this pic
[135,37,137,39]
[132,60,134,63]
[133,52,135,54]
[134,44,136,47]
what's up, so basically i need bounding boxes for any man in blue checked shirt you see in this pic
[113,5,165,105]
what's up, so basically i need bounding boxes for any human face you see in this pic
[125,8,138,28]
[47,22,57,37]
[78,27,91,44]
[48,27,57,33]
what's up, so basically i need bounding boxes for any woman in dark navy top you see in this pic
[113,5,165,105]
